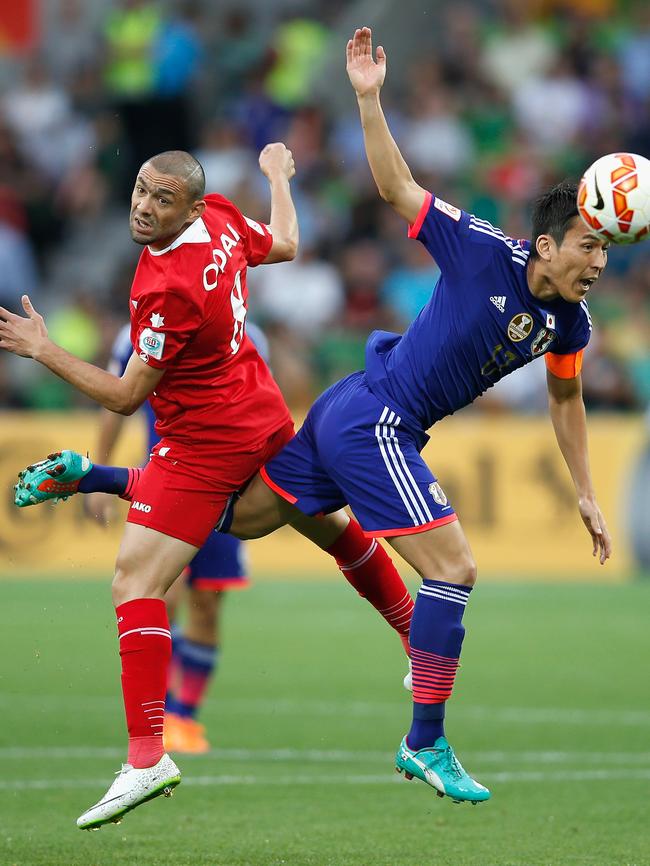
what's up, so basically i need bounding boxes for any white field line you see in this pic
[1,694,649,727]
[1,746,650,765]
[3,768,650,792]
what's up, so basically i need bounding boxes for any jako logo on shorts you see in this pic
[131,501,152,513]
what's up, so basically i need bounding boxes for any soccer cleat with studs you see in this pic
[76,754,181,830]
[395,735,491,804]
[14,450,92,507]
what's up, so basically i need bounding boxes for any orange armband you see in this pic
[545,350,584,379]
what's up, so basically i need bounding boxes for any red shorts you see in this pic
[126,421,295,547]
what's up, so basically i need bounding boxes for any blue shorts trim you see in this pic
[261,372,456,536]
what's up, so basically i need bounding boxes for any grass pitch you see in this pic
[0,578,648,866]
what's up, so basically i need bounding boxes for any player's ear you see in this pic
[190,199,206,221]
[535,234,553,261]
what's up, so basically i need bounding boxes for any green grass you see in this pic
[0,579,649,866]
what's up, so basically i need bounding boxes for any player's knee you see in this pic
[112,553,158,604]
[449,552,477,587]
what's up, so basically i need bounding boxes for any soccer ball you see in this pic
[577,152,650,244]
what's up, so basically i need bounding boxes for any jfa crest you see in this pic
[531,326,557,356]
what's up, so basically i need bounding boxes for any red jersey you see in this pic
[129,194,292,464]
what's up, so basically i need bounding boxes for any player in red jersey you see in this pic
[1,147,413,829]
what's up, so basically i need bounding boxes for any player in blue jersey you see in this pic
[209,28,613,803]
[85,320,271,754]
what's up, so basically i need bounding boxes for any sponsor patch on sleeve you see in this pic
[434,198,461,221]
[138,328,166,361]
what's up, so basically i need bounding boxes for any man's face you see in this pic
[130,164,198,250]
[545,217,608,303]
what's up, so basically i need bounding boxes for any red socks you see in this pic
[116,598,171,768]
[326,520,413,654]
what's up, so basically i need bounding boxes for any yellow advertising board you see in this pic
[0,411,644,581]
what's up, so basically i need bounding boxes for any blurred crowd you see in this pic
[0,0,649,413]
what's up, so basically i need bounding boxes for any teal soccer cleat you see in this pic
[14,451,92,507]
[395,736,491,804]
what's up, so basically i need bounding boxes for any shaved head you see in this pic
[130,151,207,249]
[146,150,206,202]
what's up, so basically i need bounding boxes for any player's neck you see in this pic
[148,219,195,252]
[526,260,560,303]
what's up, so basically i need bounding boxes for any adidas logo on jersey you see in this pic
[490,295,506,313]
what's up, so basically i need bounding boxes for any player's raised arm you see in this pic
[546,368,612,565]
[347,27,427,225]
[258,142,298,264]
[0,296,163,414]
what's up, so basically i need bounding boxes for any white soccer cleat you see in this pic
[403,658,413,692]
[76,753,181,830]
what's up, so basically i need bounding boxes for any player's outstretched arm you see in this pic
[347,27,426,224]
[259,142,298,264]
[0,296,163,414]
[546,370,612,564]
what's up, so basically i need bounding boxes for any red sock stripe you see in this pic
[121,467,143,502]
[378,590,414,636]
[410,647,459,703]
[338,539,378,571]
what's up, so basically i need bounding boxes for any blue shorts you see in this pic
[261,372,457,537]
[186,531,249,591]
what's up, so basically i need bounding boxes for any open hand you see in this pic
[346,27,386,97]
[0,295,48,358]
[578,496,612,565]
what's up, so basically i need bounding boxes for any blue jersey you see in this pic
[109,321,271,454]
[364,193,592,431]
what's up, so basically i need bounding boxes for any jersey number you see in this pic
[230,270,246,354]
[481,343,517,381]
[202,257,247,355]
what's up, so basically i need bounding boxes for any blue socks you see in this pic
[407,579,472,751]
[78,465,130,495]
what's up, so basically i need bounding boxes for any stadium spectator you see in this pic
[381,237,441,327]
[264,14,332,110]
[617,2,650,103]
[249,244,344,405]
[0,213,38,310]
[2,57,95,183]
[194,121,257,200]
[480,1,558,96]
[43,0,100,87]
